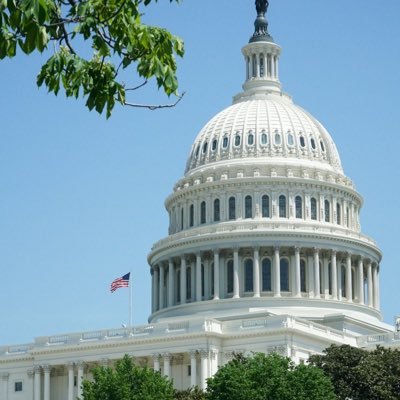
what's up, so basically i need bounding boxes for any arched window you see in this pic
[234,135,241,147]
[311,198,317,220]
[202,141,208,154]
[189,204,194,227]
[287,132,294,146]
[341,265,346,298]
[227,260,234,293]
[229,197,236,220]
[186,267,191,300]
[336,203,341,225]
[214,199,220,222]
[201,264,205,297]
[262,258,272,291]
[295,196,303,219]
[280,259,289,292]
[300,260,307,293]
[300,136,306,147]
[195,145,200,157]
[181,208,184,230]
[200,201,206,224]
[248,132,254,145]
[177,270,181,302]
[320,140,326,152]
[244,259,253,292]
[245,195,253,219]
[274,132,282,145]
[279,195,287,218]
[222,136,229,149]
[260,131,268,145]
[325,200,330,222]
[310,138,316,150]
[212,138,217,151]
[259,54,265,76]
[262,195,270,218]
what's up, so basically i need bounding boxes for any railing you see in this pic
[357,332,400,347]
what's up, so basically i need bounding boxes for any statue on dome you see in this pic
[255,0,269,16]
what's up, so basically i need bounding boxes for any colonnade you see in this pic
[151,246,380,313]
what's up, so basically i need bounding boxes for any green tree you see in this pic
[206,352,337,400]
[309,344,400,400]
[174,386,206,400]
[82,354,175,400]
[0,0,184,117]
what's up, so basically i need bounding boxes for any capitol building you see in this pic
[0,3,397,400]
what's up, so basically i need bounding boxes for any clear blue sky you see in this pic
[1,1,399,345]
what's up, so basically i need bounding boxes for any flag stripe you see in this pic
[110,273,130,292]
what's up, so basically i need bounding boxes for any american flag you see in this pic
[110,273,130,292]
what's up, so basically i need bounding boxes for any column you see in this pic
[210,349,219,377]
[308,254,314,298]
[376,267,380,310]
[331,251,338,300]
[323,256,330,297]
[67,362,74,400]
[151,268,155,313]
[196,253,202,302]
[153,354,160,372]
[314,248,320,299]
[27,369,34,400]
[294,247,301,297]
[77,362,84,399]
[253,247,260,298]
[190,351,197,387]
[373,264,379,309]
[358,258,364,305]
[1,373,9,400]
[154,267,159,312]
[33,366,41,400]
[43,365,50,400]
[168,259,174,307]
[271,54,275,78]
[159,264,165,309]
[163,353,172,379]
[200,350,209,390]
[346,254,352,302]
[180,257,187,304]
[273,247,281,297]
[233,248,240,298]
[204,258,210,299]
[213,250,220,300]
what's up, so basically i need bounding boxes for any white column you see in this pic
[346,253,352,302]
[196,253,202,302]
[204,258,210,299]
[33,366,41,400]
[67,362,74,400]
[43,365,50,400]
[180,257,187,304]
[314,248,320,299]
[213,250,220,300]
[1,373,9,400]
[273,247,281,297]
[151,268,155,313]
[331,251,338,300]
[233,248,240,299]
[163,353,171,379]
[358,258,364,305]
[27,370,34,400]
[153,354,160,372]
[77,362,84,399]
[190,351,197,387]
[255,53,260,78]
[275,54,279,79]
[253,247,260,298]
[159,264,165,309]
[271,54,276,78]
[168,259,174,307]
[323,256,329,298]
[373,264,379,309]
[200,350,209,390]
[153,267,159,312]
[294,247,301,297]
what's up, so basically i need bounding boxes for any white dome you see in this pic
[186,94,343,176]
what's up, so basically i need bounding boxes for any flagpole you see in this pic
[129,271,132,329]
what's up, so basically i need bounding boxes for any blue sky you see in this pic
[1,0,400,345]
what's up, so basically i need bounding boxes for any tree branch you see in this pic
[123,91,185,110]
[125,80,148,91]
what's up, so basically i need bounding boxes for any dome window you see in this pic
[200,201,206,224]
[262,195,270,218]
[311,138,316,150]
[222,136,229,149]
[202,141,208,154]
[325,200,330,222]
[320,140,326,152]
[214,199,220,222]
[274,131,282,145]
[212,138,218,151]
[260,131,268,145]
[245,195,253,219]
[300,136,306,148]
[287,132,294,146]
[245,259,254,292]
[295,196,303,219]
[311,198,317,220]
[228,196,236,220]
[247,132,254,145]
[259,54,265,77]
[279,195,287,218]
[234,134,241,147]
[195,145,200,157]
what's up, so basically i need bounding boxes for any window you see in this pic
[295,196,302,219]
[274,131,282,145]
[248,132,254,145]
[311,198,317,220]
[259,54,265,76]
[279,195,287,218]
[287,132,294,146]
[325,200,330,222]
[222,136,229,148]
[245,195,253,219]
[262,258,272,291]
[195,145,200,157]
[189,204,194,227]
[262,195,270,218]
[214,199,220,222]
[200,201,206,224]
[300,136,306,147]
[300,260,306,292]
[336,203,341,225]
[328,262,332,295]
[280,259,289,291]
[234,134,241,147]
[181,208,184,230]
[212,138,217,151]
[229,197,236,220]
[244,259,253,292]
[202,141,208,153]
[177,270,181,302]
[341,266,346,298]
[15,382,23,392]
[346,207,350,227]
[320,140,325,152]
[201,264,205,297]
[227,260,234,293]
[186,267,191,300]
[252,54,257,77]
[310,138,316,150]
[260,131,268,145]
[187,365,192,376]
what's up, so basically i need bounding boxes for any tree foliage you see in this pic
[0,0,184,117]
[81,354,175,400]
[309,344,400,400]
[205,352,337,400]
[174,386,206,400]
